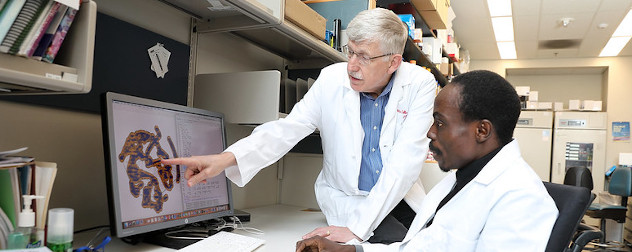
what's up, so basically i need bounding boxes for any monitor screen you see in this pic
[101,92,233,238]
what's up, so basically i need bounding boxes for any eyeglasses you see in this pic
[342,45,393,65]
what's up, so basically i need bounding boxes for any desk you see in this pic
[75,204,327,251]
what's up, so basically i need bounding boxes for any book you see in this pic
[34,161,56,229]
[31,2,64,59]
[41,4,75,63]
[0,0,27,42]
[8,0,48,54]
[0,0,47,54]
[16,0,56,57]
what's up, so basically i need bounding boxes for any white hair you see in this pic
[346,8,408,56]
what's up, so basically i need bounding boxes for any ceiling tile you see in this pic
[452,16,495,43]
[512,0,541,16]
[578,10,628,57]
[514,15,540,41]
[451,0,490,17]
[619,40,632,56]
[538,12,594,40]
[461,42,501,59]
[540,0,602,15]
[598,0,632,11]
[515,40,538,58]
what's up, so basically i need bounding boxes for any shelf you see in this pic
[403,38,448,86]
[0,1,96,95]
[160,0,346,69]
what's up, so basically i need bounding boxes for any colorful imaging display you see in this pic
[111,100,229,229]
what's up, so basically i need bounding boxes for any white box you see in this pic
[422,37,442,64]
[529,91,539,102]
[537,102,552,110]
[445,42,459,59]
[583,100,602,111]
[554,102,563,111]
[515,86,530,96]
[569,100,581,110]
[526,101,538,109]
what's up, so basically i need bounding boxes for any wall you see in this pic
[471,56,632,170]
[506,73,603,108]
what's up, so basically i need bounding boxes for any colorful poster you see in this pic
[613,122,630,142]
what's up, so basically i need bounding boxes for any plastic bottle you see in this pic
[7,195,45,249]
[47,208,74,252]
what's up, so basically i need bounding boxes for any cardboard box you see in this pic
[285,0,326,40]
[439,62,449,76]
[411,0,438,11]
[529,91,539,102]
[416,0,450,29]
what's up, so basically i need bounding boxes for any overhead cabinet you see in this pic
[159,0,345,68]
[0,1,97,94]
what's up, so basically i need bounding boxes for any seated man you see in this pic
[296,70,559,252]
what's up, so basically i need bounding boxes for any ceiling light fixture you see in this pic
[559,17,574,28]
[487,0,512,17]
[600,8,632,57]
[487,0,516,59]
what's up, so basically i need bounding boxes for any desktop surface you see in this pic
[75,204,327,251]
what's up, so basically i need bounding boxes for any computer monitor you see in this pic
[101,92,233,245]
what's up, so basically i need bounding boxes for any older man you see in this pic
[296,70,559,252]
[162,8,437,243]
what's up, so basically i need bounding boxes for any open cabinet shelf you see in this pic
[160,0,346,69]
[0,1,97,95]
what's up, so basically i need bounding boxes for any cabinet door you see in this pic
[514,128,552,181]
[551,129,607,192]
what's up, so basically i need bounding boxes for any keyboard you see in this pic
[178,231,265,252]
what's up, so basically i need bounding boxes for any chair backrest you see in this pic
[563,167,593,191]
[608,167,632,197]
[544,182,593,252]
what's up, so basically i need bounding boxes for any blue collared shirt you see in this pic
[358,73,395,192]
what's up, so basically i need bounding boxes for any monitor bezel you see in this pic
[101,92,234,238]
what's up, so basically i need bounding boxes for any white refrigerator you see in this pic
[513,111,554,181]
[551,111,607,192]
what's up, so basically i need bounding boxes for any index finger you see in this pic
[161,157,196,166]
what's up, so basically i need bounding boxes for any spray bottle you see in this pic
[7,195,45,248]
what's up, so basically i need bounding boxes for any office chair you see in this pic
[544,182,602,252]
[564,166,594,190]
[585,166,632,248]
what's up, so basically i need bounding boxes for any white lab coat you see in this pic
[224,62,436,240]
[362,140,559,252]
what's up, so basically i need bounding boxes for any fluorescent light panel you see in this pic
[599,8,632,57]
[599,37,632,57]
[497,41,517,59]
[613,9,632,37]
[491,17,514,41]
[487,0,512,17]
